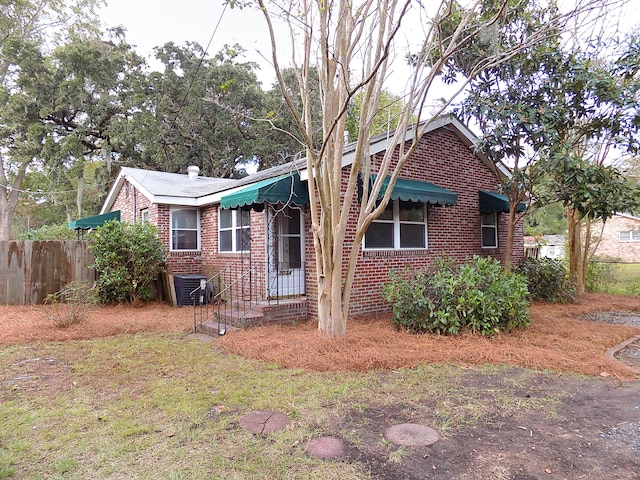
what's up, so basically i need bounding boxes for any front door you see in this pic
[267,206,305,298]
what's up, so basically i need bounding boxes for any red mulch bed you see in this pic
[2,293,639,378]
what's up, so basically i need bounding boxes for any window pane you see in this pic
[220,209,232,229]
[280,236,302,268]
[174,230,198,250]
[236,227,251,251]
[399,201,424,222]
[377,203,393,221]
[482,226,497,247]
[365,222,394,248]
[172,209,197,229]
[482,213,497,226]
[285,212,301,234]
[220,230,232,251]
[239,209,251,227]
[400,224,426,248]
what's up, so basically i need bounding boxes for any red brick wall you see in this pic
[108,123,524,318]
[304,125,524,317]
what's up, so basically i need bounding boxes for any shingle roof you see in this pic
[120,167,237,198]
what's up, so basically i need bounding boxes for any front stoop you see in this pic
[195,297,308,336]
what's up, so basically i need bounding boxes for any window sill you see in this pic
[363,249,429,258]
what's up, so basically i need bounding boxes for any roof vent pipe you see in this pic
[187,165,200,180]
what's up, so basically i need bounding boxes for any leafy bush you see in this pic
[383,256,530,336]
[516,257,575,303]
[626,277,640,296]
[586,260,619,292]
[90,220,166,303]
[43,282,98,328]
[20,223,76,240]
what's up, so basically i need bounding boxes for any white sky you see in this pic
[98,0,433,94]
[99,0,279,87]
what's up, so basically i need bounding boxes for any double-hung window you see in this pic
[170,208,200,251]
[619,231,640,242]
[219,208,251,253]
[364,200,427,250]
[481,212,498,248]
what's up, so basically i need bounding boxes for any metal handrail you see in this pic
[192,262,264,335]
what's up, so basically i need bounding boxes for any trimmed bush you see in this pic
[516,257,575,303]
[90,220,165,303]
[383,256,530,336]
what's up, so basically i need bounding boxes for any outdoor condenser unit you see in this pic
[173,275,209,306]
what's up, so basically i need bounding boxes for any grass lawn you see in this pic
[1,334,564,479]
[601,263,640,294]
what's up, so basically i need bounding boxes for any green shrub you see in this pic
[516,257,575,303]
[626,277,640,296]
[20,223,76,240]
[43,282,98,328]
[383,256,530,336]
[586,260,619,292]
[90,220,166,303]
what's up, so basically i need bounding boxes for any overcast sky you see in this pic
[99,0,279,87]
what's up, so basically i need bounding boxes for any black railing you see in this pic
[192,260,305,335]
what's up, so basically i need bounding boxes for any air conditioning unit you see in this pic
[173,275,209,306]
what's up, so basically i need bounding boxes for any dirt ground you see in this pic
[2,293,640,479]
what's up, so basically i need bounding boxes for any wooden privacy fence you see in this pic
[0,241,95,305]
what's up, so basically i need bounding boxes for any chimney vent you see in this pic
[187,165,200,180]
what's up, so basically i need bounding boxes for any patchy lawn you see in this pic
[1,294,640,479]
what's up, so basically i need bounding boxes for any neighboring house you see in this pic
[541,235,567,259]
[98,115,524,323]
[592,213,640,263]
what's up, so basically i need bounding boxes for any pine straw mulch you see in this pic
[0,303,195,346]
[219,293,640,379]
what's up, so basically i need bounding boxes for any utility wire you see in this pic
[166,3,229,148]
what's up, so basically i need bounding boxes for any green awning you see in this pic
[479,191,526,213]
[220,173,309,210]
[362,176,457,206]
[70,211,120,230]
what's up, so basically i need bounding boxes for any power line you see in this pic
[166,3,229,145]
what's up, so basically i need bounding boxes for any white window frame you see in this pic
[481,212,498,248]
[363,199,428,250]
[140,208,149,223]
[619,231,640,242]
[170,207,201,252]
[219,208,251,253]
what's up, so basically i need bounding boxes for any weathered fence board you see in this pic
[0,241,94,305]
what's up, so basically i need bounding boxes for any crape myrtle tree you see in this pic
[249,0,615,337]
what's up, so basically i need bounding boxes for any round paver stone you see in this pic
[239,410,290,435]
[303,436,345,459]
[384,423,439,447]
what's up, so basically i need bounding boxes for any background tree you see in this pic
[0,0,105,240]
[114,42,268,178]
[540,39,640,294]
[254,0,606,337]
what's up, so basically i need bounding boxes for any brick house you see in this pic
[99,115,524,326]
[592,213,640,263]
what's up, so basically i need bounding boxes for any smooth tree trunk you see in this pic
[567,206,585,295]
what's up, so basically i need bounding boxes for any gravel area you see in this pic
[582,311,640,368]
[582,311,640,327]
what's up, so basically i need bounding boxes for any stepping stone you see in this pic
[303,436,345,459]
[239,410,290,435]
[385,423,439,447]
